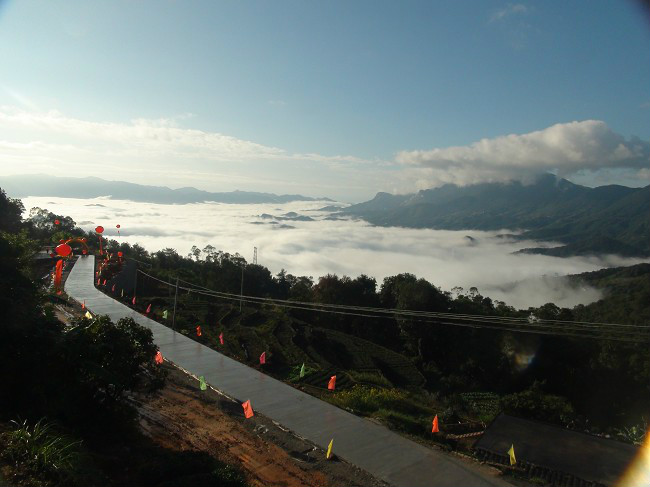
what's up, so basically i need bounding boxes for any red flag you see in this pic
[328,375,336,391]
[102,279,106,286]
[219,332,224,345]
[242,400,254,419]
[82,300,85,310]
[432,415,440,433]
[196,325,202,337]
[155,351,163,365]
[97,278,101,286]
[146,304,151,314]
[132,296,136,305]
[259,352,266,365]
[112,284,116,292]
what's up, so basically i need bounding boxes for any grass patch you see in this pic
[0,418,81,485]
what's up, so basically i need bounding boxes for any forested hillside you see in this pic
[342,174,649,257]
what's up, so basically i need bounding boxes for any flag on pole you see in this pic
[155,351,163,364]
[432,415,439,433]
[97,278,101,286]
[259,352,266,365]
[199,375,207,391]
[299,363,305,378]
[328,375,336,391]
[82,300,85,310]
[326,439,333,459]
[508,444,516,466]
[219,332,224,345]
[84,311,93,319]
[102,279,106,285]
[162,310,168,319]
[132,296,136,305]
[112,284,116,292]
[196,325,202,337]
[146,304,151,314]
[242,400,254,418]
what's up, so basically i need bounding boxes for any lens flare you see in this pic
[617,431,650,486]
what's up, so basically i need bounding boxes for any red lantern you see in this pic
[54,219,60,225]
[95,226,104,234]
[116,224,120,229]
[117,251,123,257]
[55,244,72,257]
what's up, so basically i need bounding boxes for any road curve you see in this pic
[65,255,510,487]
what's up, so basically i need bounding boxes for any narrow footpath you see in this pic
[65,255,510,487]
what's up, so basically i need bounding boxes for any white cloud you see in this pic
[490,4,528,23]
[0,106,389,201]
[22,196,649,309]
[396,120,650,188]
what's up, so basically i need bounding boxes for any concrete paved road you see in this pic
[65,255,510,487]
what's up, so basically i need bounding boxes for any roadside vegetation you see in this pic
[0,189,248,487]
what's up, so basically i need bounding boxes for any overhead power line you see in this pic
[135,268,650,343]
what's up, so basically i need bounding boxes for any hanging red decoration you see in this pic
[55,244,72,257]
[54,219,60,225]
[117,251,123,257]
[95,226,104,255]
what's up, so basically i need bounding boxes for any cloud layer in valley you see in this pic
[396,120,650,190]
[23,196,648,310]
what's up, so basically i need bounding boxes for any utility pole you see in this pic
[239,265,244,312]
[253,247,257,265]
[172,276,179,331]
[133,264,138,299]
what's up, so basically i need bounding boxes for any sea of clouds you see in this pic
[23,196,648,310]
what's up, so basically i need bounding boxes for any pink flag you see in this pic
[146,303,151,314]
[219,332,224,345]
[242,400,254,419]
[260,352,266,365]
[328,375,336,391]
[132,296,136,305]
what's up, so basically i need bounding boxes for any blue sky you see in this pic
[0,0,648,201]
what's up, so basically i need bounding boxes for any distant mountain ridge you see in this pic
[342,174,649,257]
[0,174,333,204]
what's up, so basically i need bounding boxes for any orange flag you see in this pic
[132,296,136,305]
[432,415,440,433]
[328,375,336,391]
[242,400,254,418]
[82,300,85,310]
[155,351,163,364]
[54,260,63,294]
[260,352,266,365]
[196,325,202,337]
[219,332,224,345]
[146,304,151,314]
